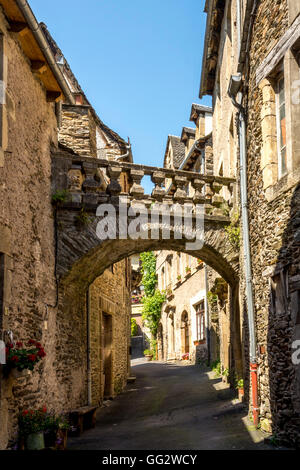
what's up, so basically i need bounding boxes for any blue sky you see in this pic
[30,0,211,168]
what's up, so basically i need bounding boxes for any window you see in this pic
[276,76,287,177]
[196,301,205,341]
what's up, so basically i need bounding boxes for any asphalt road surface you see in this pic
[67,360,271,450]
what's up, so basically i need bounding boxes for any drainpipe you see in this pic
[228,73,259,427]
[86,287,92,406]
[15,0,75,105]
[204,264,210,364]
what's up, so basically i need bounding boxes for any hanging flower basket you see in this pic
[5,339,46,377]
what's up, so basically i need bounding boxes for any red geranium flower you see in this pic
[42,406,47,413]
[37,350,46,358]
[28,339,36,345]
[35,342,42,348]
[16,342,23,348]
[11,356,19,362]
[8,343,14,349]
[28,354,37,362]
[22,410,29,416]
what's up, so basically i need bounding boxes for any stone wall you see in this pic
[0,11,58,449]
[59,105,96,157]
[89,261,131,403]
[244,0,300,444]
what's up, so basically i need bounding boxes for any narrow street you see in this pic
[68,361,270,450]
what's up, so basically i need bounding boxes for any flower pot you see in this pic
[25,432,45,450]
[11,368,31,379]
[44,430,57,449]
[238,388,244,401]
[193,341,200,346]
[55,429,68,450]
[145,355,152,362]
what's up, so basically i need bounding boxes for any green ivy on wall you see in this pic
[140,252,166,338]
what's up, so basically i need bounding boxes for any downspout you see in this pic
[115,143,132,160]
[228,73,259,427]
[15,0,75,105]
[86,287,92,406]
[204,264,210,365]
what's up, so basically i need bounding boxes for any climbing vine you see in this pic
[140,252,166,338]
[225,211,240,249]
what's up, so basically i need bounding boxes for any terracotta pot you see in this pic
[25,432,45,450]
[145,355,152,362]
[193,341,200,346]
[238,388,244,401]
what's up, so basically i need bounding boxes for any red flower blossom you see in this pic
[28,354,37,362]
[16,342,23,348]
[35,342,42,349]
[11,356,19,362]
[28,339,36,345]
[22,410,29,416]
[37,350,46,358]
[42,406,47,413]
[8,343,14,349]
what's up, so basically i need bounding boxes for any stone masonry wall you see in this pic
[59,105,97,157]
[245,0,300,444]
[0,12,58,449]
[89,260,131,405]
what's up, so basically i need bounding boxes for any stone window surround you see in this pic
[257,14,300,202]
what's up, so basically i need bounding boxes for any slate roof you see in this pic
[164,135,186,169]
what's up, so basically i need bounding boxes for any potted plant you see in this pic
[197,259,203,267]
[236,378,244,401]
[193,340,200,346]
[18,407,47,450]
[44,412,70,450]
[144,349,153,362]
[177,275,182,282]
[185,266,191,276]
[182,353,189,361]
[5,340,46,378]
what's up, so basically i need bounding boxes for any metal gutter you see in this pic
[228,72,258,427]
[15,0,75,104]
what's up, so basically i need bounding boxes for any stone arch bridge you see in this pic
[52,151,238,290]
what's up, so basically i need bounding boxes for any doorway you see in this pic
[102,313,113,398]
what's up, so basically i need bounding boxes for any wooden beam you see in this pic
[9,22,30,37]
[256,13,300,85]
[31,60,47,74]
[46,91,62,102]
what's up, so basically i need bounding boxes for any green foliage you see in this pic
[52,189,69,205]
[235,377,244,390]
[131,318,138,337]
[222,368,229,378]
[210,359,221,377]
[142,289,166,337]
[140,252,166,337]
[75,207,93,227]
[225,211,240,249]
[140,252,157,297]
[150,339,157,360]
[144,349,152,356]
[185,266,191,273]
[207,291,218,306]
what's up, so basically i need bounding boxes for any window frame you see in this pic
[195,300,205,341]
[275,73,287,179]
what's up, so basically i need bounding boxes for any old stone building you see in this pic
[0,0,132,449]
[200,0,300,445]
[157,105,234,371]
